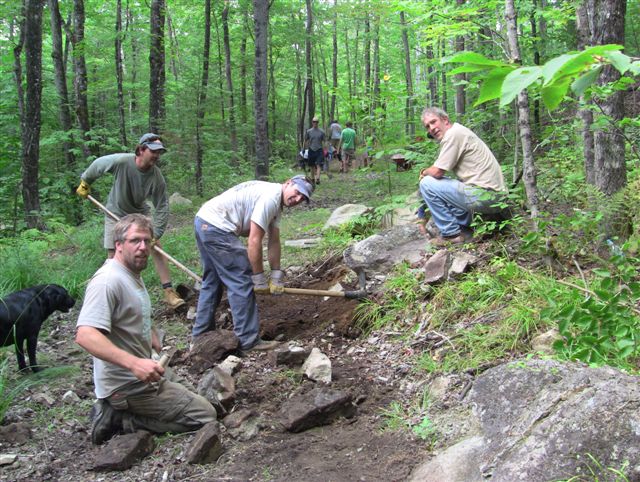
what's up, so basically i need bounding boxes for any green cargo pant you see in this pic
[106,369,216,435]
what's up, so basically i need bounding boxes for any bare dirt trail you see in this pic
[1,255,429,482]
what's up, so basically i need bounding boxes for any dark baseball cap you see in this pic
[139,133,166,152]
[291,175,314,202]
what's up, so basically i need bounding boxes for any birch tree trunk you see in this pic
[115,0,127,146]
[576,3,595,185]
[454,0,466,117]
[505,0,539,219]
[330,0,338,122]
[305,0,315,123]
[72,0,95,158]
[48,0,75,166]
[253,0,270,179]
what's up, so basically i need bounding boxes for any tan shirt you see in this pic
[434,123,506,192]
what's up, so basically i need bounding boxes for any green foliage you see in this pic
[380,388,437,448]
[445,45,639,110]
[546,251,640,370]
[557,453,630,482]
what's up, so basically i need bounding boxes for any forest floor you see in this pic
[1,165,438,481]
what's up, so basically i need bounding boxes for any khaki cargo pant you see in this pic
[107,369,216,435]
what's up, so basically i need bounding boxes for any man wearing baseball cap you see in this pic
[192,175,314,353]
[76,133,186,310]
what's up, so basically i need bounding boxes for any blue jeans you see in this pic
[193,217,259,349]
[419,176,503,237]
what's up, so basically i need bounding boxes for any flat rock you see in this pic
[217,355,243,376]
[448,252,477,278]
[184,422,223,465]
[189,330,239,373]
[284,238,322,248]
[222,408,256,429]
[269,346,311,367]
[90,431,155,472]
[169,192,192,206]
[0,453,18,466]
[0,422,32,445]
[323,204,371,230]
[279,387,356,433]
[423,250,450,284]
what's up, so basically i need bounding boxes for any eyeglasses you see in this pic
[124,237,152,247]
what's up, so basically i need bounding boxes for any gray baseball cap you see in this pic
[139,133,166,152]
[291,175,314,203]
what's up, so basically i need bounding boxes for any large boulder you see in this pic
[343,224,425,276]
[323,204,371,230]
[409,359,640,481]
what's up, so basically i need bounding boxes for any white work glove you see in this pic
[252,272,269,295]
[269,269,285,295]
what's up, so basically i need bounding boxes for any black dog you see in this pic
[0,284,75,372]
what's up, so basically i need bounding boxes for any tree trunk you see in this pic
[21,0,45,229]
[48,0,75,166]
[371,16,380,122]
[454,0,466,117]
[530,0,541,130]
[222,1,238,162]
[126,3,138,129]
[505,0,539,219]
[212,9,225,122]
[305,0,315,123]
[149,0,166,134]
[330,0,338,121]
[440,40,447,111]
[240,7,249,158]
[400,11,414,137]
[364,14,371,100]
[344,28,353,118]
[576,2,595,185]
[115,0,127,146]
[72,0,95,159]
[195,0,211,196]
[427,44,437,106]
[253,0,269,179]
[166,8,180,81]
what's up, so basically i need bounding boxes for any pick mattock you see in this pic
[86,194,203,283]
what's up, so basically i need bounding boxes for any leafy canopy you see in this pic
[444,45,640,110]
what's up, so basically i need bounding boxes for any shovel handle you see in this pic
[86,195,203,283]
[282,287,346,297]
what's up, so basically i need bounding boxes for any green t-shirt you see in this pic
[341,128,356,150]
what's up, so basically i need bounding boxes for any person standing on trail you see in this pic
[418,107,507,246]
[304,117,326,185]
[338,121,356,173]
[75,133,185,310]
[76,214,216,446]
[329,119,342,161]
[192,175,314,353]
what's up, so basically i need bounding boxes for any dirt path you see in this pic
[1,255,429,482]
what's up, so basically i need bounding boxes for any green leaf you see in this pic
[443,51,506,67]
[500,66,543,106]
[571,66,602,97]
[475,68,512,105]
[541,53,578,84]
[449,64,493,75]
[614,326,630,338]
[592,269,612,277]
[603,50,631,74]
[616,338,635,349]
[541,77,573,110]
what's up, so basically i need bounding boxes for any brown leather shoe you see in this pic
[164,287,186,310]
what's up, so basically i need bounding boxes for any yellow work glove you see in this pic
[269,269,285,295]
[76,179,91,199]
[252,272,269,295]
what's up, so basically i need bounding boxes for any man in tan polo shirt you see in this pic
[419,107,507,245]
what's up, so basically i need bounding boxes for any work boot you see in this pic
[240,338,281,356]
[430,230,472,247]
[164,287,186,310]
[91,400,122,445]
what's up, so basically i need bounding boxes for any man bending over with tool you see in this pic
[76,214,216,445]
[76,133,185,310]
[192,175,314,353]
[418,107,508,246]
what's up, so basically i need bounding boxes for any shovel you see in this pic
[86,195,203,283]
[278,286,367,299]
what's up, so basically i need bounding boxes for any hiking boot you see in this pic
[164,287,186,310]
[91,400,122,445]
[430,231,472,247]
[240,338,281,355]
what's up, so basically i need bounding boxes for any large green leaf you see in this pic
[500,66,543,106]
[475,67,512,105]
[541,76,573,110]
[443,51,506,67]
[449,64,494,75]
[571,65,603,97]
[541,53,578,84]
[603,50,631,74]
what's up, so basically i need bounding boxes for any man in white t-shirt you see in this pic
[76,214,216,445]
[192,175,314,352]
[419,107,507,245]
